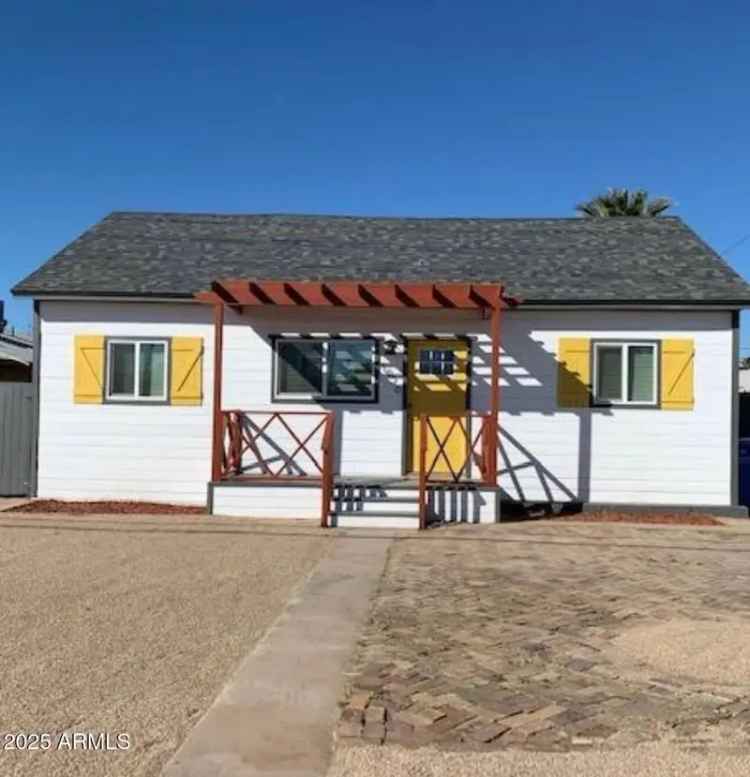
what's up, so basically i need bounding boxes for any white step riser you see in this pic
[331,514,420,529]
[334,488,421,502]
[332,501,418,515]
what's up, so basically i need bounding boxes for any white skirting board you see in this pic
[210,481,501,526]
[211,483,323,520]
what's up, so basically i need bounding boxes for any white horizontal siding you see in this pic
[492,310,733,506]
[212,485,322,519]
[225,306,733,506]
[37,302,734,509]
[38,301,214,505]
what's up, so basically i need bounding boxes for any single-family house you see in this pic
[12,212,750,526]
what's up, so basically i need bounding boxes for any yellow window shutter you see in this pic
[170,337,204,405]
[557,338,591,407]
[74,335,105,404]
[661,338,694,410]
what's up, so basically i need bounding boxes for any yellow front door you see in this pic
[407,339,469,475]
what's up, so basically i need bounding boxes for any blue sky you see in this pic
[3,1,750,348]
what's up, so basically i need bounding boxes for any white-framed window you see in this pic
[592,341,658,406]
[273,338,377,402]
[106,339,169,402]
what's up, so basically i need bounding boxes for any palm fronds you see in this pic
[576,188,673,217]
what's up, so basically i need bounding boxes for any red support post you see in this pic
[211,302,225,482]
[488,300,501,486]
[320,412,334,528]
[418,414,428,530]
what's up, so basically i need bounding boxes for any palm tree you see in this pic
[576,188,672,217]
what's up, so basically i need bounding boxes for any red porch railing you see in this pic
[418,413,496,530]
[219,410,335,527]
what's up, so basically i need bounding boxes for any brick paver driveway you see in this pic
[337,520,750,753]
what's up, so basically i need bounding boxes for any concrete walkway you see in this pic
[163,534,391,777]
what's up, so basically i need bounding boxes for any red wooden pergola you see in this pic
[196,280,518,491]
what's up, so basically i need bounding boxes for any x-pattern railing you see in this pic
[221,409,335,527]
[418,412,495,529]
[222,410,331,479]
[421,414,491,483]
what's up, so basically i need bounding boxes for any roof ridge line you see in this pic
[104,210,684,223]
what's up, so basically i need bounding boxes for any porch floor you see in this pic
[216,473,499,489]
[335,474,499,488]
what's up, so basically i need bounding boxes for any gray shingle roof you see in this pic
[12,211,750,304]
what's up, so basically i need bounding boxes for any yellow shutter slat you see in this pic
[170,337,203,405]
[661,338,694,410]
[74,335,105,404]
[557,337,591,408]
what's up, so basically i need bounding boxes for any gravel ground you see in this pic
[0,513,330,777]
[554,511,722,526]
[608,617,750,685]
[329,742,750,777]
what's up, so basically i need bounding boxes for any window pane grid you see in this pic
[277,341,324,395]
[275,338,376,400]
[628,345,654,402]
[594,342,656,406]
[327,341,374,397]
[109,343,135,396]
[418,349,456,376]
[595,345,622,401]
[107,340,167,401]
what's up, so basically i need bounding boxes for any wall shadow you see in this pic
[248,324,601,502]
[470,322,609,517]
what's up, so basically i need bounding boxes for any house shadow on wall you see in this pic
[247,324,604,515]
[471,324,611,520]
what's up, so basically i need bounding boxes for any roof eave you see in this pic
[13,288,750,308]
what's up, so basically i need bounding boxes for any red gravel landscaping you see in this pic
[4,499,206,515]
[555,511,723,527]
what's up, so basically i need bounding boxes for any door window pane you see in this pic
[139,343,166,397]
[419,349,456,376]
[277,341,323,395]
[628,346,654,402]
[327,341,374,397]
[110,343,135,395]
[596,346,622,401]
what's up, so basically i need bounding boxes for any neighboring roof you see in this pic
[12,211,750,305]
[0,331,33,366]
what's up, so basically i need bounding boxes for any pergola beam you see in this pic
[196,280,513,311]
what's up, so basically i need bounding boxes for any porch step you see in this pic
[330,509,418,518]
[333,483,418,511]
[330,479,501,527]
[330,512,419,529]
[332,498,419,514]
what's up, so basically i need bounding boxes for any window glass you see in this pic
[596,346,622,401]
[277,341,323,395]
[419,349,456,376]
[327,341,374,397]
[139,343,166,397]
[628,346,655,402]
[110,343,136,395]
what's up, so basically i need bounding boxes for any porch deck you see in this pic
[211,471,501,527]
[211,408,500,527]
[216,473,497,488]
